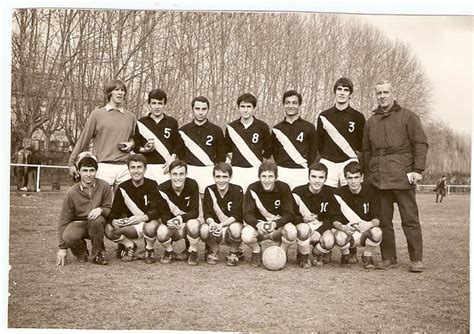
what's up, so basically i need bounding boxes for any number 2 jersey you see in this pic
[332,183,381,225]
[203,183,244,223]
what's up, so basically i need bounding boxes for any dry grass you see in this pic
[8,191,469,332]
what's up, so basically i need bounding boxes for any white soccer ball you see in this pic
[262,246,287,271]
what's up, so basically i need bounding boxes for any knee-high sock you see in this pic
[297,238,310,255]
[280,236,294,252]
[160,238,173,252]
[144,234,156,250]
[187,235,200,252]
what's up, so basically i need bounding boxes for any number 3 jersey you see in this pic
[244,180,294,229]
[109,178,162,221]
[203,183,244,223]
[134,114,180,164]
[292,184,337,230]
[332,183,381,225]
[316,105,365,163]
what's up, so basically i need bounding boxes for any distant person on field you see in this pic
[56,154,112,266]
[435,175,448,203]
[105,154,162,264]
[14,146,27,191]
[25,147,41,192]
[68,79,136,189]
[134,89,180,185]
[362,80,428,273]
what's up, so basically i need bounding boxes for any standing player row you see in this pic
[68,77,364,194]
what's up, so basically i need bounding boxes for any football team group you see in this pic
[56,77,428,273]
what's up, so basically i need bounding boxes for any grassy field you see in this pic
[8,190,470,332]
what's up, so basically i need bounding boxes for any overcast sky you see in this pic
[359,15,473,135]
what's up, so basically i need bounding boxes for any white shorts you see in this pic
[231,166,259,193]
[145,164,170,186]
[187,165,214,194]
[320,158,358,188]
[96,163,130,187]
[277,166,308,190]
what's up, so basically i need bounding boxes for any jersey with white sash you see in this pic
[244,180,294,228]
[158,177,200,223]
[178,120,226,166]
[332,183,380,225]
[292,184,336,229]
[134,114,180,164]
[109,178,162,221]
[272,117,318,169]
[316,105,365,163]
[225,117,272,167]
[203,184,243,223]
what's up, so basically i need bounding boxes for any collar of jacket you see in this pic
[374,101,401,116]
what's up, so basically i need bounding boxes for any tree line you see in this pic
[10,9,470,175]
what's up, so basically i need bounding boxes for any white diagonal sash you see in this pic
[119,188,145,216]
[137,121,171,160]
[319,115,357,158]
[334,194,362,223]
[272,128,308,168]
[179,130,213,166]
[226,125,261,166]
[293,193,322,230]
[159,190,185,216]
[208,188,229,224]
[250,189,277,221]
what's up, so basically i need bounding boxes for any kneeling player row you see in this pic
[57,154,381,269]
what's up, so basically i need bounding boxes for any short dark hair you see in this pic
[169,159,188,173]
[148,89,167,104]
[191,96,210,109]
[105,79,127,102]
[237,93,257,108]
[258,160,278,178]
[213,162,233,178]
[308,162,328,178]
[343,161,362,177]
[333,77,354,95]
[282,90,302,105]
[127,153,148,168]
[78,156,98,171]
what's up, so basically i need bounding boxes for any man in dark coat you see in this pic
[362,80,428,273]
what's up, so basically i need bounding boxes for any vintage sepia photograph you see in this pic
[3,1,472,332]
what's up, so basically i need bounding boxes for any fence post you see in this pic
[36,166,41,192]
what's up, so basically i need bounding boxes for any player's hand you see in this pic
[168,216,184,229]
[87,208,102,221]
[256,220,267,234]
[407,172,423,185]
[56,249,67,266]
[112,218,130,228]
[143,139,155,153]
[127,215,142,225]
[211,222,223,237]
[308,220,321,232]
[303,213,318,223]
[69,165,78,178]
[357,220,373,233]
[119,141,134,153]
[342,224,356,235]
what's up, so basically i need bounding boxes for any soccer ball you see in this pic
[262,246,287,271]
